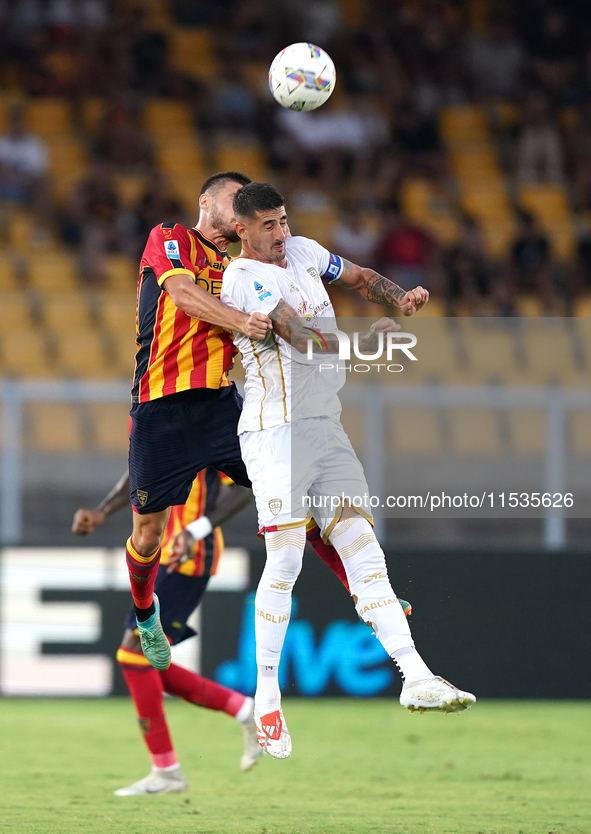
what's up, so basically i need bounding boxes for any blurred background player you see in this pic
[73,464,262,794]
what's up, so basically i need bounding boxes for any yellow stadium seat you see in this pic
[91,403,131,454]
[80,98,106,135]
[290,209,337,249]
[104,254,137,291]
[574,295,591,317]
[460,322,526,385]
[55,331,112,378]
[27,252,78,292]
[112,173,150,209]
[215,141,268,183]
[521,325,579,384]
[400,318,463,383]
[100,293,137,335]
[42,293,94,333]
[1,329,54,377]
[26,98,72,138]
[144,100,193,137]
[169,172,203,217]
[570,411,591,456]
[448,408,503,456]
[0,259,17,291]
[518,184,575,260]
[400,178,458,244]
[26,403,85,452]
[0,294,35,330]
[388,407,443,456]
[6,211,37,250]
[508,410,546,456]
[481,219,515,259]
[155,137,204,176]
[108,327,137,378]
[47,138,87,199]
[461,183,511,222]
[439,105,489,145]
[169,28,217,80]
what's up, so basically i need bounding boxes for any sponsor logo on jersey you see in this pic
[268,498,282,516]
[306,267,320,282]
[270,581,292,590]
[164,240,180,259]
[253,280,272,301]
[363,572,387,583]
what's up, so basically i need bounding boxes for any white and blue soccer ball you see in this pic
[269,42,336,112]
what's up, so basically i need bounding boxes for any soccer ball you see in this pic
[269,42,336,112]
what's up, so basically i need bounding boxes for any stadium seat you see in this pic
[99,293,137,335]
[26,252,79,292]
[518,184,576,261]
[25,403,85,453]
[169,172,203,218]
[570,411,591,455]
[41,294,95,333]
[521,324,578,384]
[47,138,87,201]
[91,403,131,454]
[155,137,204,177]
[1,329,55,377]
[80,97,106,135]
[112,173,150,209]
[388,407,443,456]
[0,259,18,291]
[460,322,526,385]
[55,331,112,378]
[104,255,137,291]
[401,318,464,383]
[215,141,268,183]
[168,28,217,80]
[26,98,72,138]
[0,293,35,330]
[507,410,546,456]
[400,178,458,245]
[448,408,503,456]
[574,295,591,316]
[144,100,193,137]
[439,105,489,145]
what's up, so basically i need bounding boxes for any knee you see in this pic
[132,520,165,555]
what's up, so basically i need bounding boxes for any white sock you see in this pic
[234,696,254,724]
[328,517,430,670]
[254,527,306,709]
[153,763,182,773]
[391,645,433,685]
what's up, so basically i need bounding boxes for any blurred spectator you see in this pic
[93,101,152,170]
[211,59,258,134]
[568,103,591,209]
[515,92,564,182]
[467,16,525,100]
[528,8,576,100]
[497,210,557,314]
[0,106,49,225]
[128,7,169,95]
[133,172,186,253]
[394,102,446,179]
[67,163,134,282]
[332,202,379,264]
[374,201,440,293]
[444,215,493,315]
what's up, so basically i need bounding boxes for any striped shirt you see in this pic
[132,222,236,403]
[159,467,230,576]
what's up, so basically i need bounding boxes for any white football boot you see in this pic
[400,676,476,714]
[114,766,187,796]
[254,704,292,759]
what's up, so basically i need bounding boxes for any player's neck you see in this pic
[193,220,230,253]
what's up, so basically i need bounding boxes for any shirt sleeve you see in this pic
[299,236,344,284]
[143,224,196,288]
[222,266,282,315]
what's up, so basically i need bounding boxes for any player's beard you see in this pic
[210,209,240,244]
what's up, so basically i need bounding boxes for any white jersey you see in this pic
[221,236,345,433]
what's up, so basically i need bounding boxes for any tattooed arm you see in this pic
[268,299,400,354]
[333,259,429,316]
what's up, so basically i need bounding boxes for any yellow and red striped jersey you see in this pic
[159,467,232,576]
[132,223,237,403]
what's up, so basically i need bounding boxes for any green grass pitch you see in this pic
[1,698,590,834]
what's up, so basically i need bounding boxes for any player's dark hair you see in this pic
[233,182,285,218]
[199,171,252,196]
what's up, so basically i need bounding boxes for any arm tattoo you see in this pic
[365,272,406,306]
[270,299,340,354]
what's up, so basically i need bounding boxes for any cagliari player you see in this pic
[221,182,476,758]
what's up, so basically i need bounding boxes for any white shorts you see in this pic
[239,416,373,539]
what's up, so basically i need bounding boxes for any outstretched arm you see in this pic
[72,471,130,535]
[333,259,429,316]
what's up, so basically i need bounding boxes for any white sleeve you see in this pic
[221,267,283,316]
[298,236,344,285]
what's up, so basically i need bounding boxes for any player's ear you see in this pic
[235,219,247,240]
[199,192,209,214]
